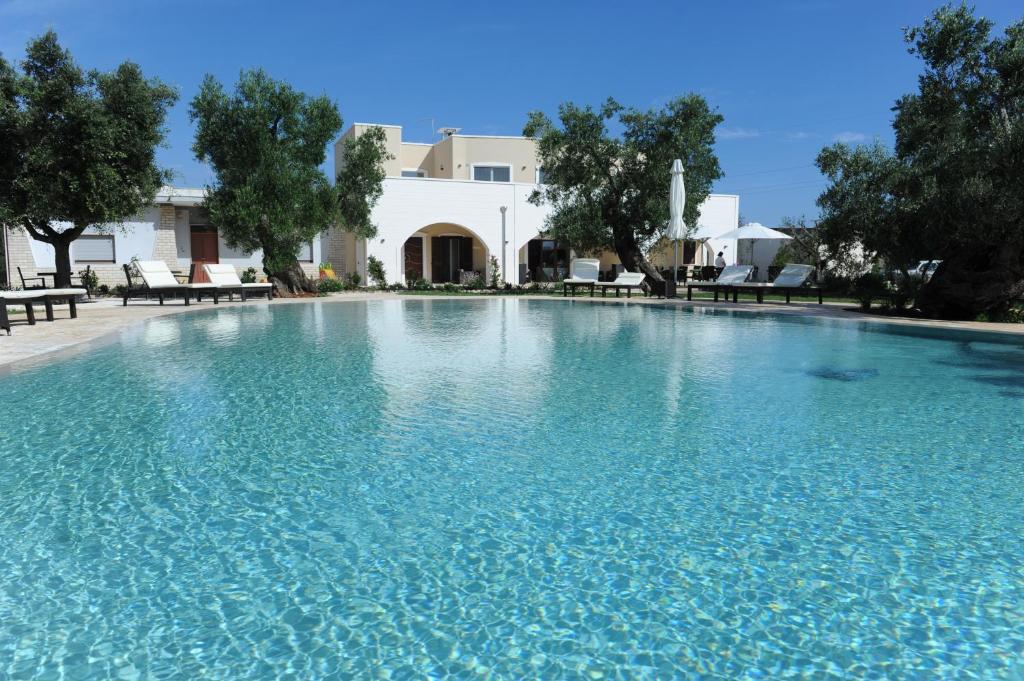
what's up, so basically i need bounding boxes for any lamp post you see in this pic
[499,206,507,285]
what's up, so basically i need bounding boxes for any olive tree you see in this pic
[0,31,177,287]
[524,96,723,282]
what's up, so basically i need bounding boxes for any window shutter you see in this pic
[74,235,115,262]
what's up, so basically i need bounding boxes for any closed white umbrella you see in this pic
[666,160,686,289]
[715,222,792,279]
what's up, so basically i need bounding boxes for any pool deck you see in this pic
[2,292,1022,371]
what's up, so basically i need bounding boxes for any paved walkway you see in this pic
[2,292,1021,371]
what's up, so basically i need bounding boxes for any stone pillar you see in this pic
[153,205,179,266]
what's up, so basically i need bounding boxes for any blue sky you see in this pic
[1,0,1020,226]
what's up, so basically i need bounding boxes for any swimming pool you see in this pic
[1,299,1022,678]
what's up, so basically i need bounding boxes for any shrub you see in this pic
[98,284,110,295]
[367,256,387,289]
[409,278,431,291]
[388,281,405,292]
[464,273,486,290]
[318,277,346,294]
[345,272,361,289]
[78,268,99,293]
[441,282,458,292]
[241,267,258,283]
[852,271,889,311]
[887,273,922,311]
[488,255,501,289]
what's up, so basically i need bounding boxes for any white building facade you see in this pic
[3,187,321,288]
[327,124,742,285]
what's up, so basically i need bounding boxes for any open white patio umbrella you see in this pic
[689,223,726,265]
[666,160,687,285]
[714,222,791,279]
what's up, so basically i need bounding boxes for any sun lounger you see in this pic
[122,261,219,306]
[595,271,646,298]
[1,288,87,333]
[729,264,823,304]
[202,264,274,301]
[685,265,754,301]
[563,258,600,297]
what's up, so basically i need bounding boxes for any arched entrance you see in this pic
[402,223,490,284]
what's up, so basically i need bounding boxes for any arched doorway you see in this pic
[403,223,489,284]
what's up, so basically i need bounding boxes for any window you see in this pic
[300,241,314,263]
[401,169,426,178]
[74,234,115,263]
[472,165,511,182]
[536,166,549,185]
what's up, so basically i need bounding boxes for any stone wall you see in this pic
[3,226,39,288]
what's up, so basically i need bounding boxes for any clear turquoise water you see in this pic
[1,299,1023,679]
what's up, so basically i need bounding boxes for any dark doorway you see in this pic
[431,236,473,283]
[527,239,569,282]
[190,226,219,283]
[404,237,424,282]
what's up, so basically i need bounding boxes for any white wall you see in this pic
[26,208,161,268]
[360,177,549,285]
[21,202,317,275]
[360,178,742,285]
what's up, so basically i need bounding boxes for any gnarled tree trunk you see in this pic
[916,240,1024,320]
[613,224,663,292]
[267,259,315,296]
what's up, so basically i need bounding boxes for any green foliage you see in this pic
[240,266,258,283]
[852,271,889,312]
[408,278,431,291]
[0,31,177,287]
[464,273,486,290]
[335,127,392,239]
[190,69,342,290]
[524,96,723,279]
[77,268,99,292]
[815,4,1024,319]
[317,277,346,294]
[488,255,501,289]
[366,255,387,289]
[345,272,361,288]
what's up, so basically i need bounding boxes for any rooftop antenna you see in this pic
[438,127,461,139]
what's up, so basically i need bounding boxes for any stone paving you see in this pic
[2,292,1021,371]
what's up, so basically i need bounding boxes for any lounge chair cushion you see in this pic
[204,263,272,290]
[135,261,182,288]
[1,288,85,299]
[565,259,600,283]
[710,265,753,285]
[771,264,814,288]
[599,272,645,286]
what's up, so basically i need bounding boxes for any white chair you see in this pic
[595,271,646,298]
[563,258,600,297]
[123,261,219,306]
[1,288,87,332]
[685,265,754,301]
[732,264,823,304]
[203,264,274,301]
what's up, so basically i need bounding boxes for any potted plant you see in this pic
[319,262,336,280]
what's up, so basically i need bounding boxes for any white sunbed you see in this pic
[685,265,754,301]
[1,287,87,333]
[122,260,219,306]
[202,264,274,301]
[730,264,823,304]
[563,258,600,297]
[595,271,646,298]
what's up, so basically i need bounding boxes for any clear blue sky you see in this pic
[1,0,1019,226]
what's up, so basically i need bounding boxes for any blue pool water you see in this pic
[1,299,1023,679]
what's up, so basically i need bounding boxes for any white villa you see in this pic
[2,123,752,289]
[327,124,742,285]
